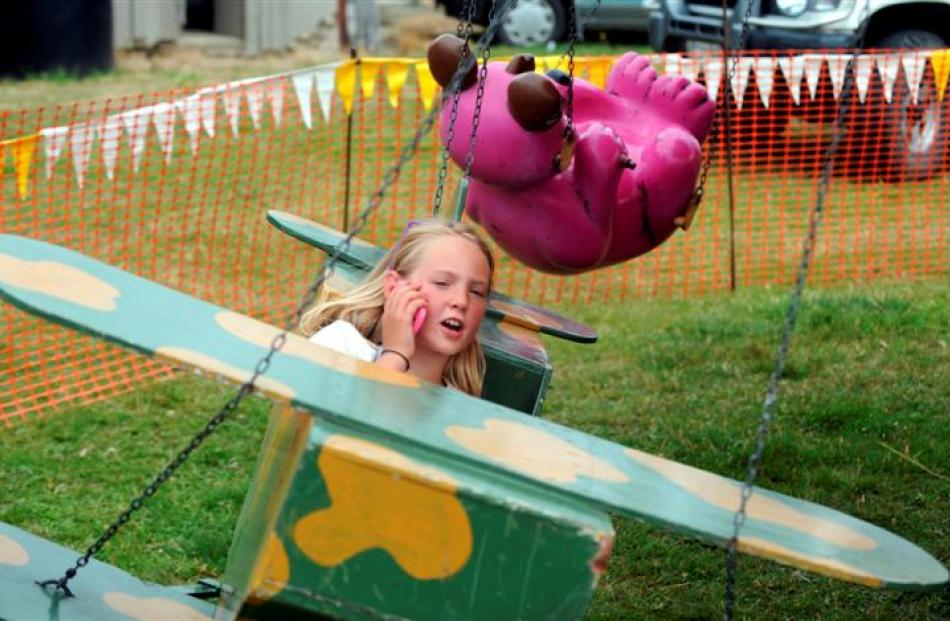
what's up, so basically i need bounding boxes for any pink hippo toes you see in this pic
[427,35,715,274]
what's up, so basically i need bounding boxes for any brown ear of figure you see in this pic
[426,34,478,90]
[507,73,563,132]
[505,54,536,74]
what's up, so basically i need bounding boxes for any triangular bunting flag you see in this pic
[222,84,243,136]
[587,59,611,89]
[876,53,901,104]
[728,57,754,109]
[174,95,202,154]
[679,56,700,82]
[702,58,723,100]
[665,53,682,75]
[267,79,285,127]
[10,134,38,199]
[360,59,383,99]
[777,55,805,105]
[931,49,950,101]
[415,61,439,111]
[315,64,338,121]
[245,82,265,130]
[753,57,775,108]
[336,60,358,115]
[40,126,69,179]
[802,54,824,100]
[385,61,410,108]
[98,115,123,180]
[854,55,876,104]
[199,92,216,137]
[121,107,151,172]
[292,71,315,128]
[151,102,175,164]
[825,54,850,101]
[901,52,927,105]
[69,122,96,189]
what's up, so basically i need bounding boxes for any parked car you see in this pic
[648,0,950,180]
[435,0,657,47]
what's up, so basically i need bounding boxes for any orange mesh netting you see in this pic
[1,49,948,424]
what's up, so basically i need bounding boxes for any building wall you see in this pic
[113,0,185,49]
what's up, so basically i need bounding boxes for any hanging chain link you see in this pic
[560,0,602,143]
[722,4,873,618]
[687,0,755,222]
[434,0,516,214]
[433,0,479,215]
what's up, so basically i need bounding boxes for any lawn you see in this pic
[1,278,947,619]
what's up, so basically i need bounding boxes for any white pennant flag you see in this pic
[679,56,700,82]
[825,54,850,101]
[729,57,754,109]
[40,126,69,179]
[245,83,265,130]
[199,92,216,137]
[777,55,805,105]
[174,95,202,154]
[665,53,682,75]
[901,52,927,104]
[222,85,243,136]
[315,64,338,121]
[292,71,315,129]
[854,55,876,103]
[753,57,775,108]
[69,122,95,189]
[876,53,901,103]
[121,107,152,172]
[267,79,285,127]
[802,54,824,101]
[702,58,723,100]
[151,102,175,164]
[98,115,123,180]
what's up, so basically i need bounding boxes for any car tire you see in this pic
[497,0,567,47]
[872,29,948,181]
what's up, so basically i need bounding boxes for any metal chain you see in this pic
[722,5,873,619]
[38,74,448,602]
[690,0,755,212]
[560,0,602,142]
[461,2,498,177]
[433,0,479,215]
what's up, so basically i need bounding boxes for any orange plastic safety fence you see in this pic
[0,49,947,424]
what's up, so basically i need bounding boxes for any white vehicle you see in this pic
[649,0,950,179]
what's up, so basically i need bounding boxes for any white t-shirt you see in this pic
[308,320,380,363]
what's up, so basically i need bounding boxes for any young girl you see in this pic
[300,219,495,396]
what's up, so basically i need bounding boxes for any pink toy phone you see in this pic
[411,307,427,335]
[385,274,427,335]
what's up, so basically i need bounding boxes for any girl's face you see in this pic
[406,235,491,357]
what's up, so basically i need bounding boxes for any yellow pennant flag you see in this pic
[385,61,411,108]
[336,60,358,114]
[415,62,440,111]
[586,59,611,89]
[9,134,38,199]
[360,59,383,99]
[931,49,950,102]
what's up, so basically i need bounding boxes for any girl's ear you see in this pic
[382,270,401,298]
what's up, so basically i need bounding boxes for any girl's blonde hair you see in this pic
[300,219,495,396]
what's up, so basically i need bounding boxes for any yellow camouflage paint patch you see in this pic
[0,534,29,566]
[626,448,876,550]
[102,593,213,621]
[737,536,883,588]
[0,253,119,311]
[293,435,472,579]
[216,311,420,388]
[247,532,290,603]
[446,419,630,484]
[155,346,296,400]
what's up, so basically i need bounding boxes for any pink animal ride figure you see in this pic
[427,35,715,275]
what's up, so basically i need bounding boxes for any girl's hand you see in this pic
[380,273,426,361]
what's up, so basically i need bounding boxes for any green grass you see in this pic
[1,277,947,618]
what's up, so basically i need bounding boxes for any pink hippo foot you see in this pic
[426,34,715,274]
